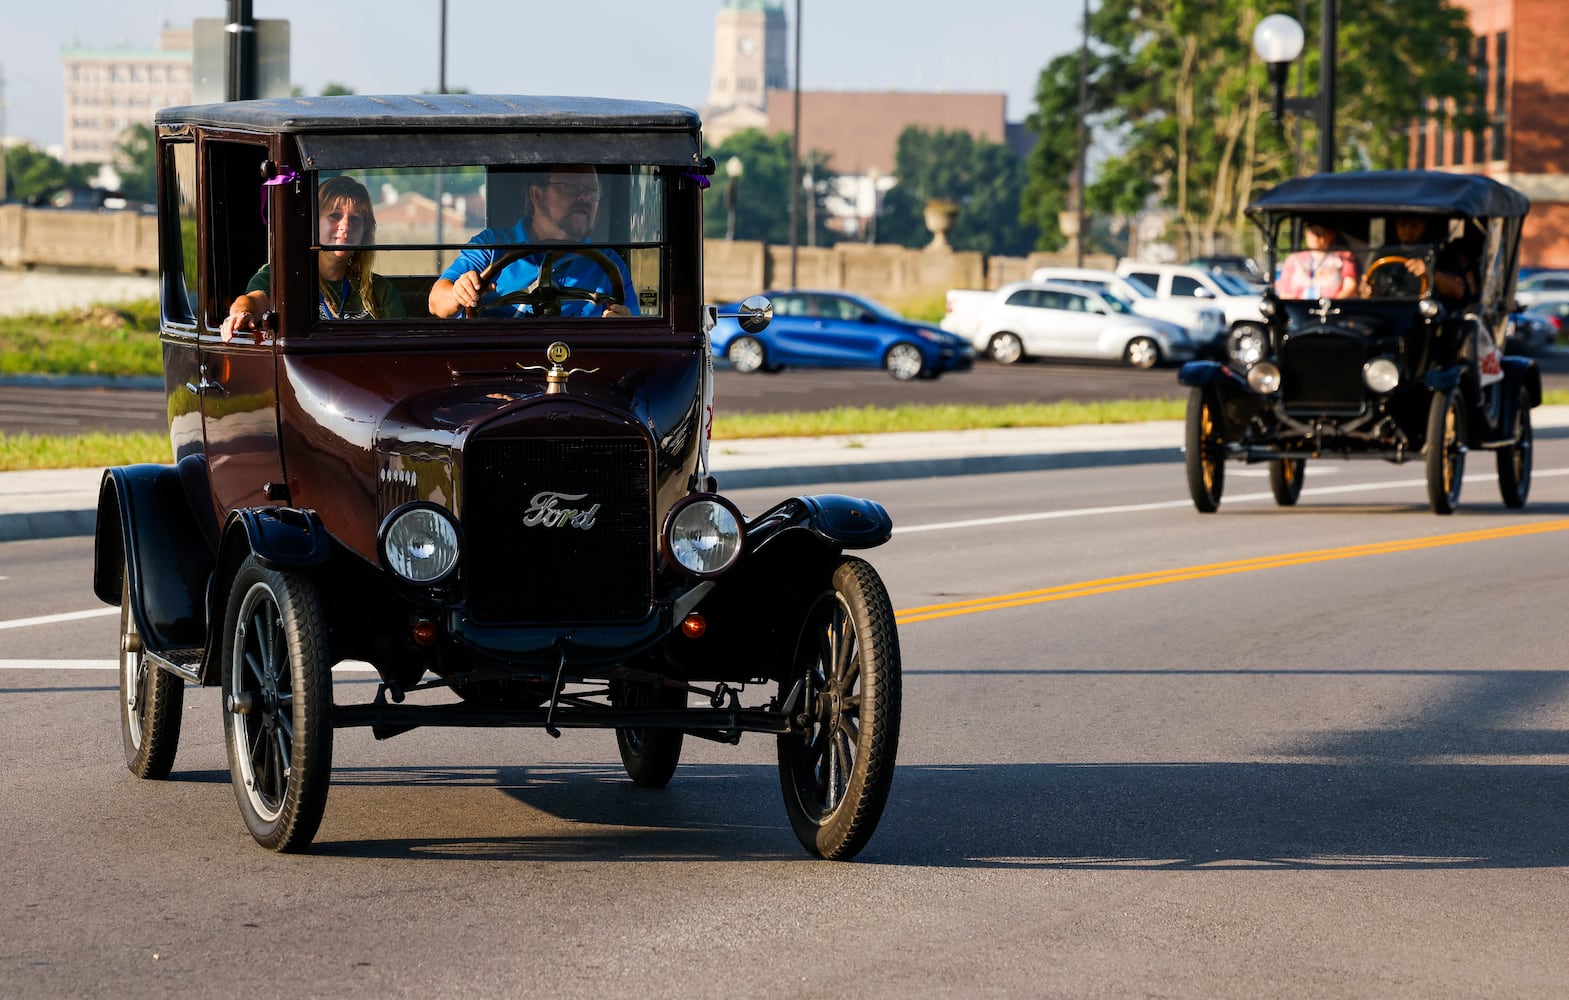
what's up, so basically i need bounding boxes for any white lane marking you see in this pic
[0,659,381,672]
[0,608,118,631]
[895,467,1569,534]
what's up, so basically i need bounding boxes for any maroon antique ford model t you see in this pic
[93,95,901,860]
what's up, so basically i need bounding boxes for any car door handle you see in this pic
[184,364,229,397]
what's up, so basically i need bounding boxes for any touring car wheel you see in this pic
[1497,385,1532,509]
[221,555,332,853]
[1184,388,1225,513]
[987,332,1024,365]
[1124,336,1161,370]
[777,557,901,861]
[727,335,768,374]
[1425,389,1466,515]
[119,568,183,779]
[611,679,686,789]
[884,343,924,381]
[1268,458,1306,506]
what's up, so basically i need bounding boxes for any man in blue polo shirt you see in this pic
[428,164,636,318]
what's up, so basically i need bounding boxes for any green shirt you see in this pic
[247,263,406,320]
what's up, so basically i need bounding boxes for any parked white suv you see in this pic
[1031,266,1228,358]
[970,281,1194,369]
[1115,261,1266,358]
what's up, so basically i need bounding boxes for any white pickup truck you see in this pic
[941,289,995,340]
[1114,261,1266,357]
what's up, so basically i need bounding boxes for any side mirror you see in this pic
[1193,287,1216,299]
[736,294,773,333]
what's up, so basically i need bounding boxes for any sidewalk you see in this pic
[8,408,1569,544]
[0,421,1189,543]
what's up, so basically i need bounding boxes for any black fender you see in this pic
[1177,359,1247,391]
[1423,365,1465,394]
[745,493,893,554]
[93,462,217,652]
[226,506,332,570]
[1502,356,1543,408]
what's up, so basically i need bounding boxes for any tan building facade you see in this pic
[1412,0,1569,267]
[703,0,789,148]
[61,26,192,166]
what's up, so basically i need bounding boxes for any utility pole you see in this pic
[0,66,8,202]
[225,0,257,102]
[787,0,801,287]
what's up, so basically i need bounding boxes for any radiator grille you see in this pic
[463,438,652,623]
[1281,333,1366,414]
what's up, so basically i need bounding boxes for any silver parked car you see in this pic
[971,280,1195,368]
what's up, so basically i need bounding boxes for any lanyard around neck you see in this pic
[320,277,352,318]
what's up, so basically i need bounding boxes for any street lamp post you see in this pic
[865,165,880,244]
[1253,3,1338,173]
[725,156,743,241]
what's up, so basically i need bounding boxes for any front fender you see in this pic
[745,494,893,553]
[1177,359,1246,390]
[93,464,215,651]
[229,506,332,570]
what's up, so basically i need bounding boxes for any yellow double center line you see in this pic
[895,519,1569,625]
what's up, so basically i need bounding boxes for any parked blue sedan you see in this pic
[712,290,975,380]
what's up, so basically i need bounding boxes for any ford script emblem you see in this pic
[523,490,600,530]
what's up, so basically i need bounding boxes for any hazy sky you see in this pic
[3,0,1085,150]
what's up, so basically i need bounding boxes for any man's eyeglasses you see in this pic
[545,181,602,202]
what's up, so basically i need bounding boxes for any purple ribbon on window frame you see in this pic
[260,167,300,223]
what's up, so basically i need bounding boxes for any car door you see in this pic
[795,293,881,368]
[994,288,1058,355]
[1054,289,1109,358]
[762,292,811,363]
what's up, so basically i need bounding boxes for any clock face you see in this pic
[739,35,756,54]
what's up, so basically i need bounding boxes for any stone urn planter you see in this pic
[923,198,959,252]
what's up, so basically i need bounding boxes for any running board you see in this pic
[146,647,204,683]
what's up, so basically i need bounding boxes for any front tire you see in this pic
[221,555,332,852]
[987,332,1024,365]
[726,335,768,374]
[611,679,686,789]
[1124,336,1161,369]
[1184,388,1225,513]
[1268,458,1306,506]
[119,568,183,779]
[1497,385,1532,509]
[1425,389,1466,515]
[883,343,924,381]
[777,557,901,861]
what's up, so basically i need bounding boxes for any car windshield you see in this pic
[1209,270,1255,295]
[1117,276,1155,297]
[856,296,907,322]
[1103,293,1136,315]
[305,164,668,327]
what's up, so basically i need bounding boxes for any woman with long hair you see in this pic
[221,174,404,340]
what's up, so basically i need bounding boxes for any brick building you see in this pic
[60,26,192,166]
[1411,0,1569,267]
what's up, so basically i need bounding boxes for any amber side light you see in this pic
[680,613,707,639]
[412,620,438,645]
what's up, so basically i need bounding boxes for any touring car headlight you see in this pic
[663,495,745,577]
[1364,357,1400,394]
[1247,361,1282,394]
[379,503,461,584]
[1418,297,1442,319]
[1258,297,1278,319]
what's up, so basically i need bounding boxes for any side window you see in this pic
[1171,275,1205,297]
[1005,289,1034,308]
[774,294,806,317]
[1127,271,1159,291]
[206,140,271,330]
[160,140,198,327]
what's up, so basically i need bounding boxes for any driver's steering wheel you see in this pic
[1362,255,1430,298]
[469,247,626,317]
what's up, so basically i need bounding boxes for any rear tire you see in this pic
[1268,458,1306,506]
[119,569,183,779]
[1184,388,1225,513]
[1425,389,1466,515]
[1497,385,1532,509]
[727,336,767,374]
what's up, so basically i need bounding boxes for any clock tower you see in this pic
[706,0,788,116]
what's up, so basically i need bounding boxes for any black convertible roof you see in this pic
[154,94,705,170]
[1246,170,1530,219]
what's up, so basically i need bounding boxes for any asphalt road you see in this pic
[6,443,1569,996]
[5,350,1569,435]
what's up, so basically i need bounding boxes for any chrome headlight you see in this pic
[1418,298,1442,319]
[663,495,745,577]
[1364,357,1400,394]
[1231,327,1267,366]
[378,503,461,584]
[1247,361,1282,394]
[1258,297,1278,319]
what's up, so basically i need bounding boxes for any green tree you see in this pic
[114,124,156,203]
[879,127,1038,257]
[1,144,93,203]
[1024,0,1483,257]
[703,129,836,246]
